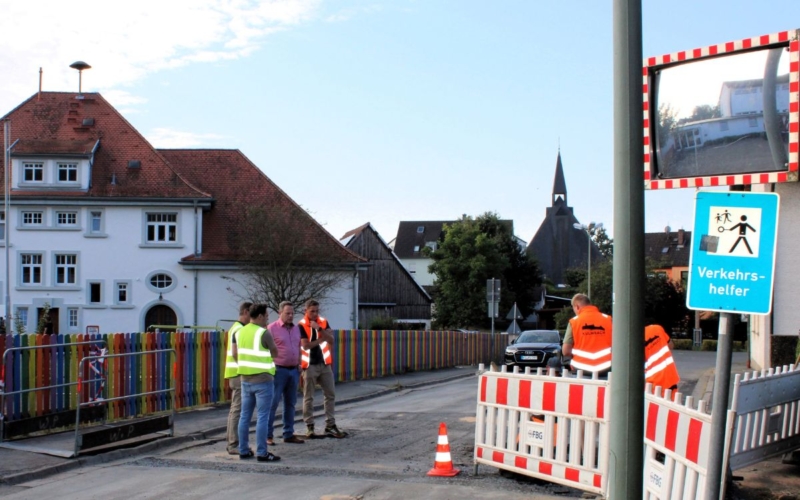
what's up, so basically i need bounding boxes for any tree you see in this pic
[222,205,344,314]
[427,212,542,329]
[578,258,689,332]
[588,224,613,258]
[685,104,721,122]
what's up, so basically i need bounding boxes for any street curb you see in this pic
[0,370,477,486]
[692,367,716,405]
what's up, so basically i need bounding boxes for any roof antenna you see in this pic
[69,61,91,93]
[38,67,42,100]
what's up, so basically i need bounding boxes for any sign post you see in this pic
[687,191,780,500]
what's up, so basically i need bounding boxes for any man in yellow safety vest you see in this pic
[234,303,281,462]
[224,301,251,455]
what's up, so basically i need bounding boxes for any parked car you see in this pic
[504,330,563,371]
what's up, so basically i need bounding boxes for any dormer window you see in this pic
[14,157,91,191]
[57,163,78,183]
[23,163,44,182]
[417,226,424,233]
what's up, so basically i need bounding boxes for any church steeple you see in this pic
[552,150,567,206]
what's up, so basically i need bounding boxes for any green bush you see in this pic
[673,339,693,350]
[698,340,748,352]
[368,316,397,330]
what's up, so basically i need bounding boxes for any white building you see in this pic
[1,92,364,334]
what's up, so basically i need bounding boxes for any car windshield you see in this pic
[517,331,560,344]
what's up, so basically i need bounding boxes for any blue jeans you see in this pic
[238,380,274,457]
[268,366,299,439]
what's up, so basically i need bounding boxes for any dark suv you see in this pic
[504,330,563,371]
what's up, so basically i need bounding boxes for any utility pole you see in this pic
[611,0,645,498]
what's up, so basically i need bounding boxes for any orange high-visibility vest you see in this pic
[644,324,680,392]
[299,316,332,369]
[568,305,612,373]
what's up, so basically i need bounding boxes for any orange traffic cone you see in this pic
[427,422,461,477]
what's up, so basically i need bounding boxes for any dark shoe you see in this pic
[267,438,275,446]
[227,448,239,455]
[305,426,316,438]
[257,452,281,462]
[284,435,305,444]
[239,450,255,460]
[325,425,347,439]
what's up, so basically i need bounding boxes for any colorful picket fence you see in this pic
[1,330,506,433]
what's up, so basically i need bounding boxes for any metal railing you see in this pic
[1,339,107,440]
[74,349,175,455]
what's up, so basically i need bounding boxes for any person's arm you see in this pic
[562,323,574,357]
[262,330,279,358]
[232,331,238,361]
[302,323,334,348]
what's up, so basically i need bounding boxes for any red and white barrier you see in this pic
[643,384,712,500]
[474,365,610,496]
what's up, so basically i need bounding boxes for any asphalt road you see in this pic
[1,377,579,500]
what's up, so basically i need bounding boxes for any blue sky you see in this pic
[1,0,799,243]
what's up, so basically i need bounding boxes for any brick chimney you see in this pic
[678,228,685,246]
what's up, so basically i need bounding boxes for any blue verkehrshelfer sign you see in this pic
[687,191,780,315]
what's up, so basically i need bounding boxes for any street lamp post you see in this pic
[573,222,603,299]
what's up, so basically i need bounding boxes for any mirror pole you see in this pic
[763,47,788,170]
[611,0,645,498]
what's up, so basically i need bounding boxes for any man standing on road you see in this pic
[224,301,252,455]
[299,299,346,439]
[267,301,305,445]
[562,294,613,375]
[235,303,281,462]
[644,320,680,396]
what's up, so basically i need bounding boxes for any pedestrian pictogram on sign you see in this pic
[687,191,780,315]
[705,206,762,258]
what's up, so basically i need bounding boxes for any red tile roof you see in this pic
[158,149,364,264]
[1,92,210,199]
[1,91,362,265]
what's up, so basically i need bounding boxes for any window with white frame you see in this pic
[56,211,78,226]
[145,271,177,293]
[54,254,77,285]
[22,211,43,226]
[16,307,28,333]
[115,280,132,305]
[146,213,178,243]
[88,210,103,234]
[57,163,78,182]
[23,162,44,182]
[20,253,43,284]
[68,308,79,328]
[150,273,173,290]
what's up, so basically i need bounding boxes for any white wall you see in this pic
[196,269,357,330]
[404,257,435,287]
[4,203,199,333]
[773,181,800,337]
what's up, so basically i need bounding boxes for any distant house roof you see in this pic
[645,229,692,268]
[2,92,210,200]
[160,149,364,265]
[340,222,431,301]
[393,221,450,258]
[393,219,516,259]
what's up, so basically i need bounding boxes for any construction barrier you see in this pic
[643,384,712,500]
[474,365,610,497]
[727,363,800,471]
